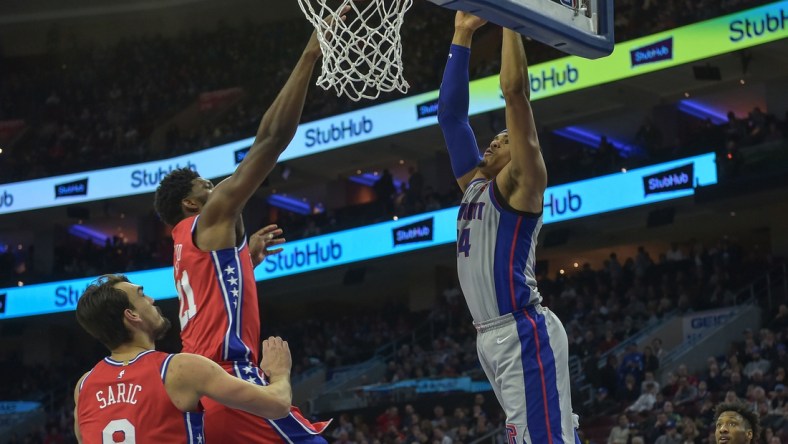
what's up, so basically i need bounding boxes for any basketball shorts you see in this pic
[475,305,581,444]
[203,362,331,444]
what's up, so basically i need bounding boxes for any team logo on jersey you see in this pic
[642,163,694,196]
[392,217,433,246]
[54,178,89,198]
[117,370,126,379]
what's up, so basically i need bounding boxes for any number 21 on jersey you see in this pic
[177,271,197,329]
[457,228,471,257]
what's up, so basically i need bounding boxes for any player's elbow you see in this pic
[437,102,455,126]
[500,81,527,101]
[268,396,291,420]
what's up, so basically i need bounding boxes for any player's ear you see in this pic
[182,197,199,212]
[123,308,141,324]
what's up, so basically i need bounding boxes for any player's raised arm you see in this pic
[437,12,487,191]
[199,32,323,230]
[165,337,293,419]
[496,28,546,213]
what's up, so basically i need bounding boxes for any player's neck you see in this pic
[110,341,154,364]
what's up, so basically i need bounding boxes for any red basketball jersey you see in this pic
[172,215,260,365]
[77,350,204,443]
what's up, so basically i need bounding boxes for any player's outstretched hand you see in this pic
[305,4,351,58]
[249,224,285,267]
[455,11,488,32]
[260,336,292,381]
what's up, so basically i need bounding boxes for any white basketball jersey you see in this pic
[456,179,543,323]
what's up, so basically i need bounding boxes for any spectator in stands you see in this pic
[620,343,645,384]
[607,414,631,444]
[655,419,681,444]
[373,169,396,216]
[643,345,661,373]
[706,359,725,392]
[771,305,788,332]
[594,387,620,416]
[642,372,661,395]
[376,406,401,435]
[666,242,686,262]
[663,401,683,425]
[729,371,748,398]
[681,416,700,443]
[628,381,659,414]
[696,380,712,406]
[674,376,699,407]
[744,347,772,378]
[653,338,667,361]
[618,374,641,404]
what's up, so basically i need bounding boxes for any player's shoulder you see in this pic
[74,369,94,400]
[164,353,223,389]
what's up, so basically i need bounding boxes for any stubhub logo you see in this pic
[131,161,197,188]
[54,178,88,198]
[263,239,342,273]
[305,116,373,148]
[55,284,88,308]
[0,191,13,209]
[392,217,433,246]
[544,189,582,218]
[529,64,578,93]
[729,8,787,42]
[642,163,694,196]
[630,37,673,67]
[416,98,439,120]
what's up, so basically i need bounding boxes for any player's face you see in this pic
[715,412,752,444]
[115,281,171,341]
[187,177,214,207]
[478,132,511,175]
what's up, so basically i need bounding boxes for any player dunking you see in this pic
[152,14,342,444]
[74,274,293,443]
[438,12,580,444]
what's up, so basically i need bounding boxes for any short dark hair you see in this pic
[714,401,760,442]
[76,274,133,350]
[153,168,199,226]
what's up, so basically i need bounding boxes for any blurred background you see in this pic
[0,0,787,442]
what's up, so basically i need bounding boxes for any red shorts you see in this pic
[203,363,331,444]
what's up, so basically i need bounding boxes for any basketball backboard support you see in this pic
[428,0,614,59]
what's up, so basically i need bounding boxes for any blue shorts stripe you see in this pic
[184,411,205,444]
[517,309,564,444]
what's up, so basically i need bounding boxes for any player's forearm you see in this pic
[500,29,530,101]
[438,44,481,179]
[452,27,476,48]
[245,377,291,419]
[252,49,319,153]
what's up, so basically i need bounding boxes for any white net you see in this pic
[297,0,414,102]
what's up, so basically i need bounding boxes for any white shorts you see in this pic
[475,305,580,444]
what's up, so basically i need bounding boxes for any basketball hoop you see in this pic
[297,0,414,102]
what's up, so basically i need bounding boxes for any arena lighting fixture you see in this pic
[677,100,728,125]
[267,194,311,215]
[553,126,638,158]
[68,224,110,246]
